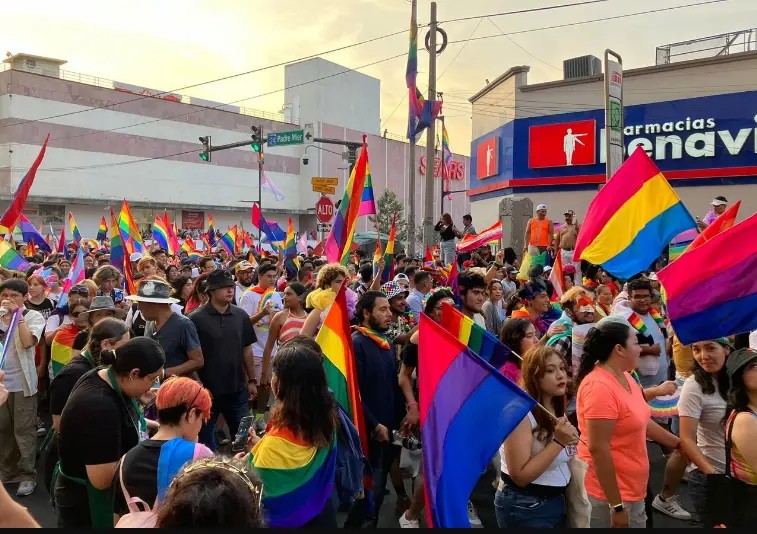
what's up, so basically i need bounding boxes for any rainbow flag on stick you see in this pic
[456,221,502,253]
[358,172,376,216]
[575,148,696,278]
[372,233,383,278]
[18,214,51,253]
[152,215,171,252]
[0,135,49,234]
[420,316,535,528]
[57,246,85,309]
[96,216,108,242]
[315,283,372,509]
[68,212,83,244]
[325,136,370,265]
[658,211,757,345]
[0,239,31,272]
[283,218,298,276]
[219,226,237,256]
[164,211,180,255]
[109,208,125,274]
[440,302,515,371]
[381,213,397,283]
[118,200,144,253]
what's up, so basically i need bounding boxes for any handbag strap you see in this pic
[724,411,739,479]
[118,455,133,504]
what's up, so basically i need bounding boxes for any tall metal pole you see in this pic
[422,1,438,251]
[258,125,264,244]
[440,113,445,217]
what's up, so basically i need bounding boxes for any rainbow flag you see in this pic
[685,200,740,254]
[575,148,696,278]
[381,213,397,283]
[658,211,757,345]
[548,248,565,301]
[118,200,144,253]
[419,316,535,528]
[57,245,85,309]
[219,226,237,255]
[206,214,217,246]
[123,248,137,295]
[152,215,171,252]
[315,284,372,505]
[68,212,83,244]
[440,302,514,371]
[0,239,31,272]
[18,214,51,253]
[324,137,370,265]
[358,171,376,216]
[109,208,125,274]
[0,135,49,234]
[188,250,203,261]
[456,220,502,253]
[372,233,383,278]
[647,375,685,418]
[424,246,434,268]
[251,427,336,528]
[181,238,194,254]
[442,122,453,196]
[164,211,180,255]
[283,218,298,276]
[51,323,81,377]
[96,216,108,242]
[405,0,419,142]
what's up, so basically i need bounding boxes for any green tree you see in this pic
[369,190,409,244]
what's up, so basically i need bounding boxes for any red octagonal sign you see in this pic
[316,196,335,224]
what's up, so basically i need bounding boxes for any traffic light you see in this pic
[251,125,263,153]
[199,136,211,162]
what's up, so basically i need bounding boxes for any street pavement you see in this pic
[9,436,698,528]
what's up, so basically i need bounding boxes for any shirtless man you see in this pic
[558,209,581,284]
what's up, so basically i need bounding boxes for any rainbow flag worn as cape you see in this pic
[575,147,696,278]
[324,136,370,265]
[51,323,81,377]
[250,427,336,528]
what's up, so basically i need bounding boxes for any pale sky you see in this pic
[3,0,753,154]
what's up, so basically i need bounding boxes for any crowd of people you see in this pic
[0,198,755,529]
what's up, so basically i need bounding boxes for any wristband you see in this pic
[407,402,419,409]
[553,438,567,448]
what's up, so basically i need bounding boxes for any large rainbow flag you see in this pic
[440,302,514,371]
[251,427,336,528]
[0,239,31,272]
[575,147,696,278]
[324,136,370,265]
[315,284,372,506]
[420,316,534,528]
[455,220,502,253]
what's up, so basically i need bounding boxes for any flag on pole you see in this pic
[381,213,397,283]
[118,200,144,253]
[206,214,217,246]
[456,221,502,253]
[96,216,108,242]
[684,200,741,255]
[259,152,286,201]
[0,135,49,234]
[251,203,279,244]
[297,231,308,256]
[372,233,383,278]
[219,226,237,256]
[284,218,299,276]
[358,172,376,216]
[324,136,370,265]
[109,208,125,274]
[164,211,180,255]
[420,316,535,528]
[442,122,453,199]
[68,212,83,244]
[574,147,696,278]
[152,215,171,252]
[0,239,31,272]
[424,246,435,268]
[57,246,86,309]
[18,215,51,253]
[548,249,565,301]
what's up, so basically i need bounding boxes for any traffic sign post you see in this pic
[316,196,335,224]
[317,223,332,233]
[267,130,305,147]
[311,177,339,187]
[304,123,314,146]
[312,184,337,195]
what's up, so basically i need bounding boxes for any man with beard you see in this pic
[458,270,487,328]
[381,281,416,347]
[233,261,255,304]
[546,287,595,371]
[349,291,399,528]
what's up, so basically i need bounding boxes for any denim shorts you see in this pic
[494,485,566,529]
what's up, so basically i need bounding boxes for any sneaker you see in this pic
[36,418,46,437]
[16,480,36,497]
[652,494,692,521]
[467,501,483,527]
[1,474,23,484]
[399,511,420,528]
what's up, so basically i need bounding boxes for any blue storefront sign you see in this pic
[469,90,757,200]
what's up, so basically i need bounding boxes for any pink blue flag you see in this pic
[58,246,86,309]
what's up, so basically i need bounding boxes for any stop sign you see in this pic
[316,196,335,223]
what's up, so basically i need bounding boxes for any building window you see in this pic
[38,204,64,226]
[24,59,37,70]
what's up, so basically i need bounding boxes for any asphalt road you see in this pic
[8,436,698,528]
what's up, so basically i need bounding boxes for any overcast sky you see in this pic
[3,0,752,154]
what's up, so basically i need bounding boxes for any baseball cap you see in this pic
[234,261,254,272]
[711,196,728,206]
[544,266,553,273]
[528,264,544,278]
[130,252,143,262]
[563,264,577,275]
[536,204,548,211]
[564,209,575,215]
[725,348,757,379]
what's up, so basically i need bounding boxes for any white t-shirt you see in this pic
[473,313,486,329]
[677,376,728,474]
[0,309,46,395]
[500,412,572,487]
[46,313,71,336]
[637,312,668,383]
[239,289,284,358]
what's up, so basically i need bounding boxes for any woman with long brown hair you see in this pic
[495,346,579,528]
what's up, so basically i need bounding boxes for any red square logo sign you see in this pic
[528,120,596,169]
[476,137,499,179]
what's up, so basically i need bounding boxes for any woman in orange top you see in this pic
[575,317,680,528]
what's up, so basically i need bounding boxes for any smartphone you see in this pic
[232,415,255,452]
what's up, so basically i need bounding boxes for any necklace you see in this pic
[599,363,631,393]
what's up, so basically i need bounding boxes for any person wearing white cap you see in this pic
[524,204,554,256]
[558,209,582,285]
[698,196,728,229]
[129,252,143,275]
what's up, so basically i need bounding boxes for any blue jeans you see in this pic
[199,388,249,451]
[686,468,709,526]
[494,486,566,528]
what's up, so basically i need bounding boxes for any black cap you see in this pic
[528,264,544,278]
[725,348,757,379]
[206,269,235,292]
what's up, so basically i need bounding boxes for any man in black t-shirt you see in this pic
[189,270,257,451]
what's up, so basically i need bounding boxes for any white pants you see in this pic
[440,240,456,266]
[561,248,581,284]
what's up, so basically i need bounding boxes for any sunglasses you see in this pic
[69,287,89,296]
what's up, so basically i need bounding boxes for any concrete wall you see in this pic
[285,58,381,136]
